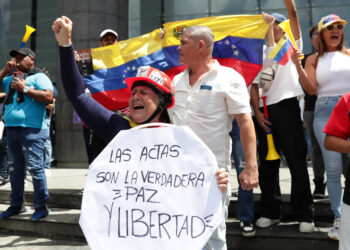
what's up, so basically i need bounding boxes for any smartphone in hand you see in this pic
[13,71,23,80]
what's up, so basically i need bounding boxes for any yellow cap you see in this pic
[318,14,347,32]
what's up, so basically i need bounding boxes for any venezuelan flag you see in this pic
[268,20,299,65]
[163,15,268,84]
[84,28,167,110]
[84,15,269,110]
[268,35,295,65]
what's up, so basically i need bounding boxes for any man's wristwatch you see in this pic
[23,86,31,93]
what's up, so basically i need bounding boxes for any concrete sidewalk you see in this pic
[0,163,327,195]
[0,168,88,192]
[0,235,89,250]
[230,163,329,196]
[0,164,339,250]
[0,168,89,249]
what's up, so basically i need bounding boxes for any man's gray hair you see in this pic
[183,25,214,53]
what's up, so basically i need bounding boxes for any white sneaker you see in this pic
[328,219,340,240]
[240,221,256,237]
[299,221,314,233]
[0,176,9,185]
[255,217,280,228]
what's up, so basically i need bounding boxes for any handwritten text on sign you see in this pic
[79,125,222,250]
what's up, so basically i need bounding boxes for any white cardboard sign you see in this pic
[79,124,222,250]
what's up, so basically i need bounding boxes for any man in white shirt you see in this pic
[169,25,258,250]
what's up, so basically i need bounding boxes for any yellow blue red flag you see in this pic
[84,15,269,110]
[268,35,296,65]
[268,19,299,65]
[279,20,297,49]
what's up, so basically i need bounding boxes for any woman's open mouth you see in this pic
[133,105,144,110]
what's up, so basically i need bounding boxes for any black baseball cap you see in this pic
[9,48,36,59]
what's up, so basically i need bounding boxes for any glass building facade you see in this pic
[0,0,58,82]
[1,0,349,89]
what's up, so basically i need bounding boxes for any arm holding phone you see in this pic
[11,72,53,104]
[0,59,17,93]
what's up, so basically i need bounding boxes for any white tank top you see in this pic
[316,51,350,97]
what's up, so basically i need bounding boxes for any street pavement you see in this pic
[0,168,89,249]
[0,235,89,250]
[0,161,324,201]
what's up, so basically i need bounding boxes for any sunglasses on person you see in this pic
[325,24,344,31]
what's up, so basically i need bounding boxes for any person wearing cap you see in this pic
[292,13,350,240]
[90,28,120,162]
[74,27,120,165]
[323,92,350,250]
[0,47,53,221]
[251,0,314,233]
[52,14,229,196]
[168,23,258,248]
[99,29,118,47]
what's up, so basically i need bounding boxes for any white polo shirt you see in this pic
[169,60,251,170]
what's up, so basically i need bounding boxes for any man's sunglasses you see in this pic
[326,24,344,31]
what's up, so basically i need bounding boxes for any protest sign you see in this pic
[79,124,223,250]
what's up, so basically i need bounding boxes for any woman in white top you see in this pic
[292,14,350,241]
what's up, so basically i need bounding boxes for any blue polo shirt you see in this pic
[2,72,53,129]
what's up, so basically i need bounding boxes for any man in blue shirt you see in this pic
[0,47,53,220]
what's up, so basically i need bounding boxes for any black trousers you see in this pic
[82,126,93,164]
[91,132,107,161]
[254,97,313,221]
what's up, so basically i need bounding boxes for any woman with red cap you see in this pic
[52,16,229,193]
[292,14,350,240]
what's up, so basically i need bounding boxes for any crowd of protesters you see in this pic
[0,0,349,249]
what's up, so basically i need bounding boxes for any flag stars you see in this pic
[225,40,230,45]
[231,44,236,49]
[233,50,239,56]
